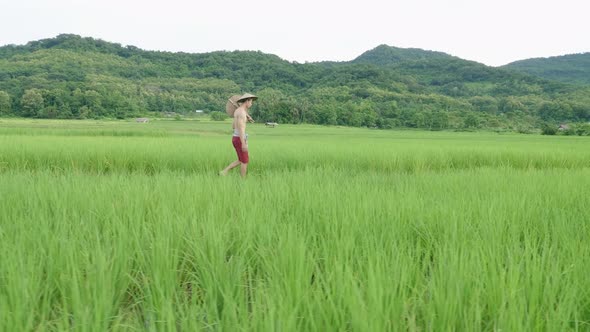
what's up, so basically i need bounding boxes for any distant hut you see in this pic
[558,124,570,131]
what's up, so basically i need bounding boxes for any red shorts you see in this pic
[232,136,249,164]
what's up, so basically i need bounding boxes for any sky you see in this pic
[1,0,588,67]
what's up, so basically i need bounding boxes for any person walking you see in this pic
[219,93,257,177]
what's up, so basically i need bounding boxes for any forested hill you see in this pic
[1,34,589,132]
[502,53,590,86]
[348,45,564,94]
[352,44,456,65]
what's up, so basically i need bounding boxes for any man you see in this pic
[219,93,257,177]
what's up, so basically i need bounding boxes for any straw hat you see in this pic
[225,93,258,117]
[237,93,257,103]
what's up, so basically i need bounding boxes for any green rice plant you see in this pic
[0,119,589,331]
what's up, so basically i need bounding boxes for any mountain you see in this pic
[352,44,456,66]
[0,34,305,91]
[1,34,589,131]
[502,53,590,85]
[346,44,575,97]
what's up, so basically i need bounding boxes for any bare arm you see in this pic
[246,113,255,123]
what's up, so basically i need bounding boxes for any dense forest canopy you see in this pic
[1,34,589,132]
[503,53,590,86]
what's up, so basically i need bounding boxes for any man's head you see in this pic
[237,93,257,108]
[226,93,258,116]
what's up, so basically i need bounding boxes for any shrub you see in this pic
[517,126,534,134]
[541,123,557,135]
[574,123,590,136]
[210,111,227,121]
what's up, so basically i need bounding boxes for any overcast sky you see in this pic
[1,0,588,66]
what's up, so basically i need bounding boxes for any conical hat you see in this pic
[237,93,257,103]
[225,93,258,117]
[225,95,242,117]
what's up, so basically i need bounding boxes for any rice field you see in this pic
[1,118,589,331]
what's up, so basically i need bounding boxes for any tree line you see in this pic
[1,34,589,132]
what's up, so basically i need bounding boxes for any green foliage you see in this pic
[352,44,455,66]
[0,90,10,115]
[573,123,590,136]
[541,123,557,135]
[20,89,44,117]
[463,113,480,128]
[1,35,589,131]
[503,52,590,85]
[209,111,227,121]
[1,120,590,331]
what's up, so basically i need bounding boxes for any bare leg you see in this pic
[220,160,241,175]
[240,163,248,178]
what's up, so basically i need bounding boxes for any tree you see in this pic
[499,97,526,114]
[2,34,590,130]
[78,106,92,119]
[0,91,11,115]
[571,102,590,121]
[253,88,286,122]
[379,101,400,119]
[430,111,449,130]
[469,96,498,114]
[20,89,44,117]
[71,88,85,111]
[83,90,103,116]
[400,108,418,127]
[537,101,560,121]
[463,113,480,128]
[541,123,557,135]
[315,105,337,125]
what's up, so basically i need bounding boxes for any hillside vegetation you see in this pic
[1,34,589,131]
[503,52,590,86]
